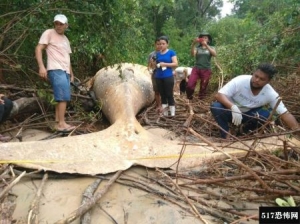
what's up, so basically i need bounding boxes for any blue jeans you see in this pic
[210,102,271,138]
[48,70,71,102]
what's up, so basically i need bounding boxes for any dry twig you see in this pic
[55,170,122,224]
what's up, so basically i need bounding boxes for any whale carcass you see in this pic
[0,63,282,175]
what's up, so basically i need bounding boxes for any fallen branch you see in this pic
[157,168,209,224]
[188,127,272,191]
[0,171,26,200]
[27,172,48,224]
[55,170,122,224]
[80,179,102,224]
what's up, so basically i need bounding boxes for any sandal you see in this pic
[56,126,75,133]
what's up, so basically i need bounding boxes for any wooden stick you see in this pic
[0,171,26,200]
[55,170,122,224]
[27,173,48,224]
[243,97,282,160]
[80,179,102,224]
[188,128,272,191]
[0,84,91,100]
[157,168,209,224]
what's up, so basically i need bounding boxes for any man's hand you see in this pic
[70,73,74,83]
[38,67,47,80]
[231,105,242,126]
[0,94,4,104]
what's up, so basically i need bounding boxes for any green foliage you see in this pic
[37,87,57,106]
[207,0,300,77]
[0,0,299,90]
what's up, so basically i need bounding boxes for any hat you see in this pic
[198,31,212,44]
[53,14,68,24]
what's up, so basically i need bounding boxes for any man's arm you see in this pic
[35,44,47,80]
[147,54,152,69]
[215,92,234,109]
[280,112,300,132]
[147,53,156,72]
[69,64,74,83]
[0,94,4,104]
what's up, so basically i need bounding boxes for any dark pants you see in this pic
[180,80,187,95]
[156,76,175,105]
[186,67,211,100]
[210,101,271,138]
[0,98,13,123]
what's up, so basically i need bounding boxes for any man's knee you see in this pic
[210,101,224,115]
[4,98,13,111]
[257,108,271,120]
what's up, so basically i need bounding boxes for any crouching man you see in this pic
[173,67,192,95]
[210,63,299,139]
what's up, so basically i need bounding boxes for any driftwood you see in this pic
[157,168,209,224]
[0,171,26,200]
[80,179,102,224]
[55,170,122,224]
[27,172,48,224]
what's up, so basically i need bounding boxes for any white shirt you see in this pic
[219,75,287,114]
[174,67,192,81]
[175,67,192,76]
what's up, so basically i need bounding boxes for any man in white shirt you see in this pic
[210,63,299,139]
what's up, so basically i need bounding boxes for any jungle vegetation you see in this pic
[0,0,299,86]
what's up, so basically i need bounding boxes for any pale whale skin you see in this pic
[92,63,155,125]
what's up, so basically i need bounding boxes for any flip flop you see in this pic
[56,126,75,133]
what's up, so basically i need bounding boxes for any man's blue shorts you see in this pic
[48,69,71,102]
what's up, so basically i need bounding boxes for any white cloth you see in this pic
[174,67,192,81]
[219,75,287,115]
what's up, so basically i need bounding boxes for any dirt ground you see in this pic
[10,168,259,224]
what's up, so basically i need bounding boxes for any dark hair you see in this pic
[155,37,160,43]
[257,63,277,79]
[159,35,169,44]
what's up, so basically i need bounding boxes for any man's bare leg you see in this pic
[55,101,74,130]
